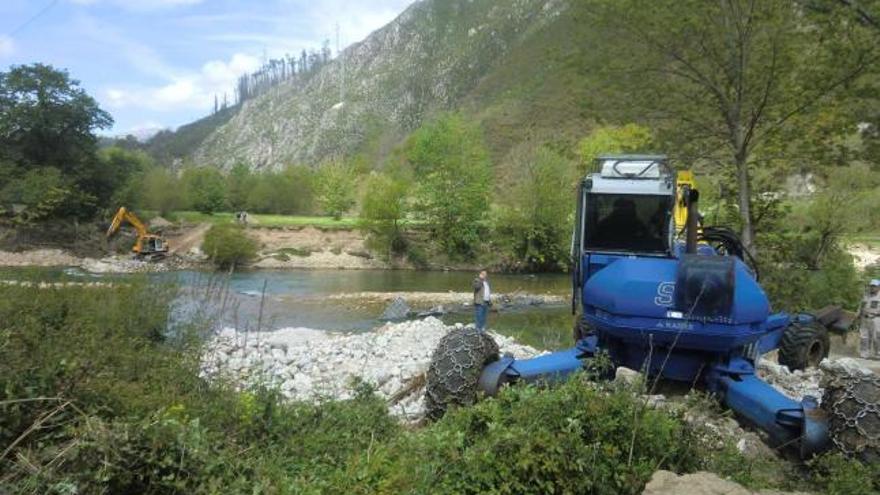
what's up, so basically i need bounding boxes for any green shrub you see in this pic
[202,224,258,268]
[809,452,880,495]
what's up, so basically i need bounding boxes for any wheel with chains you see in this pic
[822,371,880,462]
[425,327,499,420]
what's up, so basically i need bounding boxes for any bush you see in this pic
[202,224,258,268]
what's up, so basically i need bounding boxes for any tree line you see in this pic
[232,41,334,108]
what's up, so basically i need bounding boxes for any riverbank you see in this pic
[201,317,544,420]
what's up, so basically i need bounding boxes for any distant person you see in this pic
[235,211,249,225]
[473,269,491,331]
[859,279,880,360]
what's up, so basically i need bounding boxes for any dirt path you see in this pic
[168,223,211,254]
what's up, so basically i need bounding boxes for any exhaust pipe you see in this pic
[685,188,699,254]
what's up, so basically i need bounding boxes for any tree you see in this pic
[359,173,409,257]
[577,124,654,173]
[0,64,112,172]
[404,113,492,258]
[494,147,575,271]
[246,165,315,215]
[226,163,255,211]
[586,0,877,255]
[315,159,357,219]
[99,147,154,209]
[141,167,183,216]
[182,167,227,214]
[0,64,114,218]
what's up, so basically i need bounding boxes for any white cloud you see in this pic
[0,35,14,58]
[102,52,261,112]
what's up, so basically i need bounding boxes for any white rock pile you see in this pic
[757,356,874,402]
[200,317,543,420]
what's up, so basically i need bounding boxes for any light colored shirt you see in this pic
[483,281,491,302]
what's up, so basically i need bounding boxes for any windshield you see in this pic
[583,194,672,253]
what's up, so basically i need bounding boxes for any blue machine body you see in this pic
[477,155,830,457]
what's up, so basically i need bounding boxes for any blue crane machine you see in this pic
[425,155,875,459]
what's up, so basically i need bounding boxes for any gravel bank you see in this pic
[0,248,194,273]
[201,317,544,420]
[328,291,566,310]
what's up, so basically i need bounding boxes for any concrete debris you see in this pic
[642,470,809,495]
[201,317,544,420]
[756,358,824,402]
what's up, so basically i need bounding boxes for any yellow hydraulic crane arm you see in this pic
[106,207,148,239]
[674,170,698,232]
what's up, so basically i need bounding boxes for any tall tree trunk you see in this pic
[735,153,755,256]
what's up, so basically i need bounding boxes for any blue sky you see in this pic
[0,0,413,135]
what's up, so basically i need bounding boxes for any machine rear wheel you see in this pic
[822,372,880,463]
[778,322,829,371]
[425,327,499,420]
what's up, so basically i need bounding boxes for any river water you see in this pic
[2,267,576,349]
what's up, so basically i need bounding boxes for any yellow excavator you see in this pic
[106,207,169,260]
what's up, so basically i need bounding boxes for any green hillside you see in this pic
[142,0,595,172]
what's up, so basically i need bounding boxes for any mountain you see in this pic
[153,0,596,171]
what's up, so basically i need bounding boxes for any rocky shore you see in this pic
[200,317,544,420]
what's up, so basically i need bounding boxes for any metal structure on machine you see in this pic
[426,154,878,459]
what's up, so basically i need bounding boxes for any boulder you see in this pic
[642,471,809,495]
[381,296,411,320]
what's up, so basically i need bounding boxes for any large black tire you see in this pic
[425,327,499,420]
[778,322,829,371]
[822,371,880,463]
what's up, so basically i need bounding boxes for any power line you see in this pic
[8,0,60,37]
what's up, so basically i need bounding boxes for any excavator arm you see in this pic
[107,207,148,239]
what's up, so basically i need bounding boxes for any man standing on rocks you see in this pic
[859,279,880,360]
[473,269,491,331]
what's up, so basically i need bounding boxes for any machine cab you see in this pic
[575,155,679,258]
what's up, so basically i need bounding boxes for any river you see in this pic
[1,267,576,350]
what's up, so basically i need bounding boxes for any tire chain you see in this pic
[424,327,499,420]
[822,371,880,463]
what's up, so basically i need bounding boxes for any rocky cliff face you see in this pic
[193,0,574,171]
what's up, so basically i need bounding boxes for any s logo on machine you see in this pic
[654,281,675,306]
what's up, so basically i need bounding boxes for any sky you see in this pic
[0,0,413,136]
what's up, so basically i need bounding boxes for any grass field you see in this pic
[162,211,359,228]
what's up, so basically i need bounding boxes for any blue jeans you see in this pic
[475,303,489,331]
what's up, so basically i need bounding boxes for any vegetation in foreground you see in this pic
[1,281,877,494]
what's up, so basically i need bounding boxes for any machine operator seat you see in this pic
[595,198,649,247]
